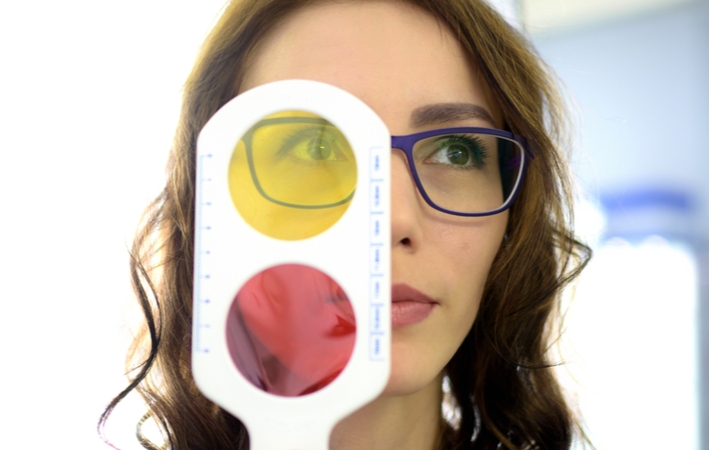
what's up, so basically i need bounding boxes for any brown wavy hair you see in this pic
[98,0,591,448]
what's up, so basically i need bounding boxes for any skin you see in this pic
[240,2,508,449]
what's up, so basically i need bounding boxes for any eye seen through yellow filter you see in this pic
[229,111,357,240]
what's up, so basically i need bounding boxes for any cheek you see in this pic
[430,215,507,292]
[439,219,506,347]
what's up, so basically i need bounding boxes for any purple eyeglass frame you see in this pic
[390,127,534,217]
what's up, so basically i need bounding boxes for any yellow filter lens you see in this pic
[228,111,357,240]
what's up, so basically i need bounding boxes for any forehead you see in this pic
[240,1,500,132]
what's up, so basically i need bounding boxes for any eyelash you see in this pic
[280,126,327,151]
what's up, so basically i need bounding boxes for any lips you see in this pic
[391,283,437,327]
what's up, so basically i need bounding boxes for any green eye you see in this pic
[306,136,333,160]
[425,135,488,169]
[445,144,471,165]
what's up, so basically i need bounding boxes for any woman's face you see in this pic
[240,1,508,396]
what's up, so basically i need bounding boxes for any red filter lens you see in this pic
[226,264,356,396]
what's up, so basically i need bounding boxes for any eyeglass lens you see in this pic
[250,118,356,207]
[411,133,523,214]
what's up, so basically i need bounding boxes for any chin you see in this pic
[381,342,444,397]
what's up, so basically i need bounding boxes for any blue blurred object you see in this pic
[599,185,696,242]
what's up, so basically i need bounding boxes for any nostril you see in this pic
[400,237,411,246]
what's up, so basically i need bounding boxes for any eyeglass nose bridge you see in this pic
[389,136,429,204]
[389,138,417,175]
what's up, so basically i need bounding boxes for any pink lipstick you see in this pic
[391,284,437,327]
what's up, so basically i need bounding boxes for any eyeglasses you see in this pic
[391,127,532,216]
[239,116,532,216]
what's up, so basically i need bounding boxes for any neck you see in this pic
[329,373,444,450]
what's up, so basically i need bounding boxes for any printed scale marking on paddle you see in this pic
[192,80,391,450]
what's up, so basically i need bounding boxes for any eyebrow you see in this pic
[410,103,497,128]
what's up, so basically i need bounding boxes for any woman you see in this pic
[100,0,591,448]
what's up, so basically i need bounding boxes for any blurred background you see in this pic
[520,0,708,448]
[0,0,706,448]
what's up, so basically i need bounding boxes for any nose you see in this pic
[390,149,423,252]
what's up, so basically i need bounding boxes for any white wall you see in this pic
[0,1,228,448]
